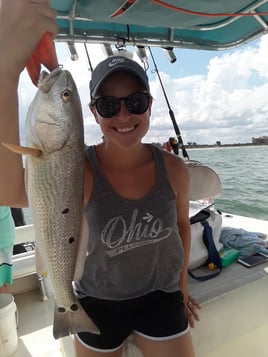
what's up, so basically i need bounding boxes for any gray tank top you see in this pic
[75,144,184,300]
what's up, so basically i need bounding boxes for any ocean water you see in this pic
[188,145,268,220]
[23,145,268,224]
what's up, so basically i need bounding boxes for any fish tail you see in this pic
[53,302,100,339]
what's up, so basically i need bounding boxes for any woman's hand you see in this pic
[0,0,58,78]
[179,277,201,328]
[185,294,201,328]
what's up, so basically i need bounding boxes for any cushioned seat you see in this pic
[185,160,221,201]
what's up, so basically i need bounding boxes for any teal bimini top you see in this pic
[0,206,15,248]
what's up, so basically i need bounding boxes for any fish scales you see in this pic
[24,68,99,338]
[28,148,82,307]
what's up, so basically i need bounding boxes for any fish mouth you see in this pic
[36,119,61,127]
[38,67,63,93]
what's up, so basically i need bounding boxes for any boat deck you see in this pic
[6,212,268,356]
[10,274,268,357]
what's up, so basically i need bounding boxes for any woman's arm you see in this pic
[0,0,58,206]
[164,151,201,326]
[0,77,27,206]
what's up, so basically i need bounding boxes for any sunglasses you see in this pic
[91,92,151,118]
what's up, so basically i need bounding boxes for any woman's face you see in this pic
[90,71,152,150]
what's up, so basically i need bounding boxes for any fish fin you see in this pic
[2,143,42,157]
[69,302,100,335]
[53,305,71,339]
[53,302,100,339]
[26,32,59,87]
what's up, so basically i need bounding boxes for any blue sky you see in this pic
[149,38,261,77]
[18,36,268,146]
[149,47,218,77]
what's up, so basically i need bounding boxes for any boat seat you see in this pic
[185,160,221,201]
[13,224,36,278]
[13,250,36,280]
[13,224,49,300]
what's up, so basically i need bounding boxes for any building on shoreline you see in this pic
[252,136,268,145]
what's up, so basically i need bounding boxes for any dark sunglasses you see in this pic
[91,92,151,118]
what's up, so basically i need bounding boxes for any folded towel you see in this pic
[219,227,268,257]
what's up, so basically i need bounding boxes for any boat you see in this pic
[4,1,268,356]
[10,211,268,357]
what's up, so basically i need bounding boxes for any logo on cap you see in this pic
[108,57,127,67]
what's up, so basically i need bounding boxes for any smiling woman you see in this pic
[0,2,200,352]
[2,2,268,357]
[64,54,200,357]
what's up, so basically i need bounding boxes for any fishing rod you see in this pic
[148,46,189,160]
[84,43,93,72]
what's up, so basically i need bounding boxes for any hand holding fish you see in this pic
[0,0,58,205]
[0,0,58,79]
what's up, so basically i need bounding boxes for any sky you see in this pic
[18,34,268,146]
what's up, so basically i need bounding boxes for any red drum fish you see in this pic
[3,68,100,338]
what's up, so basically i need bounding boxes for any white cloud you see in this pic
[18,36,268,146]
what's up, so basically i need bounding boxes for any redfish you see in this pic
[4,68,99,338]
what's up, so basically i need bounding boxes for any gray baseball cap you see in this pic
[90,56,150,98]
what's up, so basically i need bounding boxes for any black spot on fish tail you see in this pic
[58,307,66,313]
[53,302,100,339]
[70,304,78,311]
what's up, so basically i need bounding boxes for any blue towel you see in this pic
[219,227,268,258]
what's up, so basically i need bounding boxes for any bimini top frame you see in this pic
[52,0,268,50]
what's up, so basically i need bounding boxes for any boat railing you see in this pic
[13,224,51,300]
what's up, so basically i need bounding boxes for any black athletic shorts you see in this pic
[76,290,189,352]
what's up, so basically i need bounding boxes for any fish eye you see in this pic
[61,89,72,102]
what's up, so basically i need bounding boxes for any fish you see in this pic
[3,68,100,339]
[26,32,59,86]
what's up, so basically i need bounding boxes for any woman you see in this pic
[0,1,200,356]
[0,206,16,293]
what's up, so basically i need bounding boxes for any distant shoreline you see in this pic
[186,143,268,149]
[156,142,268,150]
